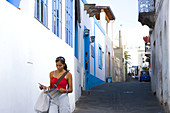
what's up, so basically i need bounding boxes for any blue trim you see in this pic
[60,0,62,39]
[93,17,106,35]
[84,26,90,90]
[94,17,106,82]
[88,73,105,89]
[81,0,87,4]
[38,0,41,20]
[46,0,48,27]
[52,0,62,38]
[65,0,73,47]
[75,20,79,59]
[98,44,102,70]
[34,0,37,17]
[34,0,48,27]
[7,0,20,7]
[43,0,45,25]
[52,0,54,34]
[104,35,106,82]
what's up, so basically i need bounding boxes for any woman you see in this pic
[40,56,73,113]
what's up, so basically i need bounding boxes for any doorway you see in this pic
[84,26,90,90]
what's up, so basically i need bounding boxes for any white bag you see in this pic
[34,92,50,112]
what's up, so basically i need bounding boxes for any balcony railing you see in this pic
[138,0,155,28]
[139,0,155,13]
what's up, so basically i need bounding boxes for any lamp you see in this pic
[90,36,95,43]
[84,29,89,36]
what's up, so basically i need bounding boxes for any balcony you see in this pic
[143,36,151,57]
[138,0,155,28]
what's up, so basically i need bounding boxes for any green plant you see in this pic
[124,51,131,64]
[124,51,131,82]
[142,67,149,70]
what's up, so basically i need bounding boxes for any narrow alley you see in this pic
[73,79,165,113]
[2,0,170,112]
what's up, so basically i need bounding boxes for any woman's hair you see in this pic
[55,56,67,71]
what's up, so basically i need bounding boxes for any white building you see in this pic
[0,0,77,112]
[79,2,115,89]
[0,0,116,112]
[138,0,170,112]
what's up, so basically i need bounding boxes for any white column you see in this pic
[108,20,114,42]
[100,9,106,32]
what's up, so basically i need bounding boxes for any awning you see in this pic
[84,4,115,22]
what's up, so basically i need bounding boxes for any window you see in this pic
[98,44,102,69]
[65,0,73,47]
[91,45,94,58]
[52,0,62,38]
[102,51,104,68]
[35,0,48,27]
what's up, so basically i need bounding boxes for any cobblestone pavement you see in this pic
[73,79,165,113]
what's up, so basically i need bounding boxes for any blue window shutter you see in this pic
[34,0,48,27]
[100,48,102,69]
[7,0,21,7]
[65,0,73,47]
[52,0,62,38]
[100,48,102,67]
[34,0,37,17]
[98,44,102,69]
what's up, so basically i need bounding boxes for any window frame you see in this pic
[34,0,48,27]
[98,44,102,69]
[91,45,94,58]
[52,0,62,38]
[65,0,73,47]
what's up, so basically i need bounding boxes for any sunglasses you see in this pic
[56,57,65,61]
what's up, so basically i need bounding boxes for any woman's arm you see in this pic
[49,71,53,89]
[66,72,73,93]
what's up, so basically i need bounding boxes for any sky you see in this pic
[86,0,149,48]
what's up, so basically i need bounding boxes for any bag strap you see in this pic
[53,71,69,89]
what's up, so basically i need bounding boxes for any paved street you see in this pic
[73,79,165,113]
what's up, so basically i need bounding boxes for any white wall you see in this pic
[0,1,76,112]
[78,0,106,88]
[106,35,113,78]
[151,0,169,110]
[95,25,106,81]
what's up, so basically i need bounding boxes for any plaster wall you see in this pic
[79,1,94,90]
[151,0,169,109]
[114,48,124,82]
[95,24,106,81]
[106,35,113,78]
[0,1,76,112]
[78,0,106,90]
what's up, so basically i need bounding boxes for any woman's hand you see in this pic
[47,86,51,90]
[59,88,66,93]
[39,83,44,90]
[39,85,49,90]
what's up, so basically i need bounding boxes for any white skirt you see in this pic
[49,93,71,113]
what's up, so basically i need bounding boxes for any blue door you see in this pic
[84,26,90,90]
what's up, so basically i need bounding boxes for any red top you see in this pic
[52,76,68,89]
